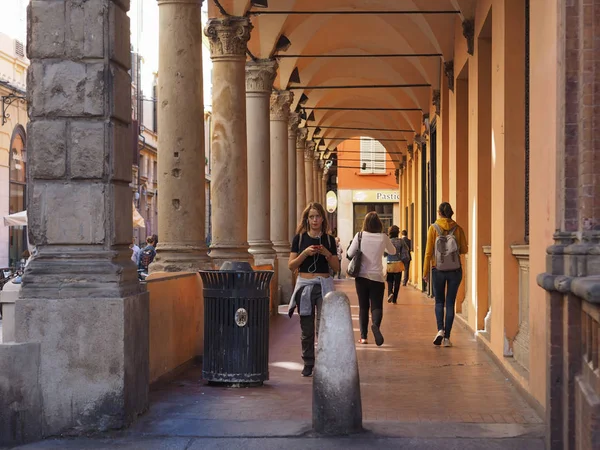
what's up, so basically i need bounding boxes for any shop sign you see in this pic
[352,190,400,203]
[326,191,338,213]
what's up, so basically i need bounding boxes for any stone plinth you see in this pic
[0,281,20,342]
[313,291,363,435]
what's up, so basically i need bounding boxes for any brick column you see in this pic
[205,17,253,265]
[154,0,209,272]
[17,0,148,437]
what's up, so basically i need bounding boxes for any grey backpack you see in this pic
[432,224,461,271]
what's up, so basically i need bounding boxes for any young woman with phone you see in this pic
[288,202,339,377]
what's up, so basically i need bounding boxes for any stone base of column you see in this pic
[273,243,292,305]
[152,245,211,273]
[209,244,254,268]
[14,292,149,437]
[248,240,276,262]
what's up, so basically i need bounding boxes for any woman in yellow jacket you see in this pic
[423,202,468,347]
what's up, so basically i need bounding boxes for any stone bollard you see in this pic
[313,291,363,435]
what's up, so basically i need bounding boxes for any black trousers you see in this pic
[299,284,322,366]
[386,272,402,303]
[402,259,411,285]
[354,277,385,339]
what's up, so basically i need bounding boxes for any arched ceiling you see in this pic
[208,0,476,164]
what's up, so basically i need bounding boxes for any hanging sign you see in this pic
[326,191,338,213]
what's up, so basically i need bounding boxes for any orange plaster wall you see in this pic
[147,272,204,384]
[527,0,559,409]
[336,139,399,191]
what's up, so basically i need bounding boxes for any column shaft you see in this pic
[288,113,300,240]
[205,17,253,265]
[155,0,208,271]
[296,129,308,218]
[270,91,294,302]
[246,60,277,259]
[305,142,315,203]
[313,158,320,205]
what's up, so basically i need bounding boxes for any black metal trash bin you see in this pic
[199,261,274,386]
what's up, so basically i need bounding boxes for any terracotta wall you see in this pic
[146,272,204,384]
[337,139,399,190]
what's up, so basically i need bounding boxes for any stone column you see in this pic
[16,0,148,437]
[313,154,320,205]
[322,169,328,206]
[288,113,300,239]
[205,17,253,265]
[154,0,209,272]
[270,90,294,302]
[305,141,315,203]
[296,128,308,217]
[246,60,277,260]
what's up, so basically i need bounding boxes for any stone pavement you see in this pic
[8,280,545,449]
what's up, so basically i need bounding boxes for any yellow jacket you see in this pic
[423,218,468,278]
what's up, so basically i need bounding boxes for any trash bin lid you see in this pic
[219,261,253,272]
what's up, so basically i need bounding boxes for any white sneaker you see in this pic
[433,330,444,346]
[443,338,453,347]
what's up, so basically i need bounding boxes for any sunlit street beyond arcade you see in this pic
[12,281,544,449]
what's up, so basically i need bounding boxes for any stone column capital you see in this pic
[245,59,278,94]
[296,127,308,149]
[205,17,252,60]
[270,90,294,121]
[288,112,301,137]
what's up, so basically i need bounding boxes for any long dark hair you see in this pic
[362,211,383,233]
[388,225,400,238]
[438,202,454,219]
[296,202,329,235]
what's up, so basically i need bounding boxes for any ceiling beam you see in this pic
[308,125,414,132]
[306,107,422,112]
[249,10,460,16]
[276,53,442,58]
[288,84,430,90]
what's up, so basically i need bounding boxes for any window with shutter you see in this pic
[360,137,386,174]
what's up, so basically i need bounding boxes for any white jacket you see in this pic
[347,232,396,283]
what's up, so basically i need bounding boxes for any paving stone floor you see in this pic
[9,280,545,449]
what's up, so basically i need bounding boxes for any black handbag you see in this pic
[346,232,363,278]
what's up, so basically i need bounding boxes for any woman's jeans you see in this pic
[299,284,322,366]
[386,272,402,303]
[432,267,463,338]
[355,277,385,339]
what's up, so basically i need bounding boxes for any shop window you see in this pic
[360,137,386,174]
[353,203,394,235]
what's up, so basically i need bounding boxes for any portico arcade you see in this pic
[0,1,598,449]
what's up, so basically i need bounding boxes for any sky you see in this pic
[2,0,210,97]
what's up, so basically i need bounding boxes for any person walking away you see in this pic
[138,236,157,272]
[386,225,409,304]
[288,202,339,377]
[335,237,343,279]
[400,230,412,286]
[422,202,468,347]
[347,212,396,346]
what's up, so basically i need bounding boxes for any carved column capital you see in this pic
[305,140,315,160]
[288,112,301,137]
[270,90,294,121]
[296,128,308,149]
[432,89,441,116]
[407,144,414,160]
[245,59,278,93]
[462,19,475,56]
[205,17,252,60]
[444,60,454,92]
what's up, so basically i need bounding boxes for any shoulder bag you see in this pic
[346,232,363,278]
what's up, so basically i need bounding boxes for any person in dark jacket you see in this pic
[401,230,412,286]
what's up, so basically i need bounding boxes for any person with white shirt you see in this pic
[347,211,397,346]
